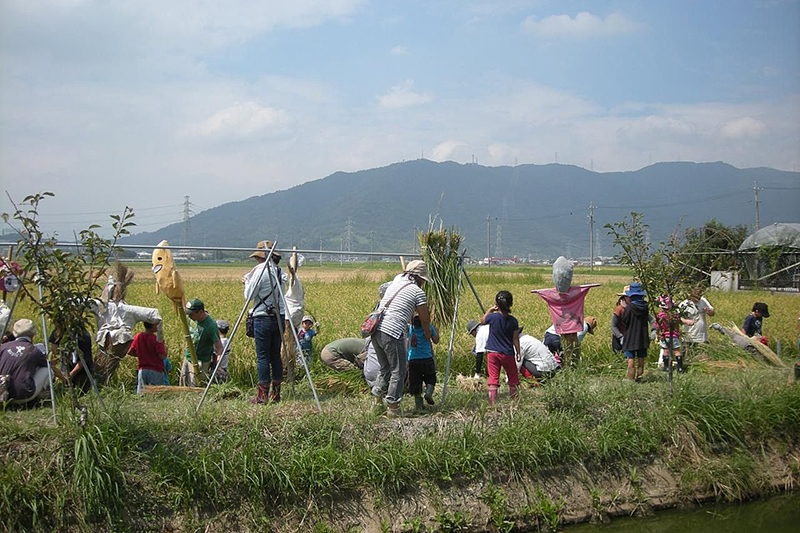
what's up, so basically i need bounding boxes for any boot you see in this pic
[676,356,685,373]
[488,385,499,405]
[386,402,402,418]
[269,380,282,403]
[414,395,424,411]
[250,382,269,404]
[509,384,518,400]
[424,384,435,405]
[372,394,384,415]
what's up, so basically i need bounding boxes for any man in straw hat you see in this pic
[243,240,288,403]
[370,259,434,417]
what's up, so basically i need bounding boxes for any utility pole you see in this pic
[319,237,323,265]
[588,202,596,272]
[753,181,762,229]
[340,237,343,266]
[486,215,491,268]
[370,230,374,265]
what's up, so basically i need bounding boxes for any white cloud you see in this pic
[522,12,647,39]
[721,117,767,139]
[390,45,409,56]
[184,102,294,139]
[431,141,466,161]
[378,80,433,108]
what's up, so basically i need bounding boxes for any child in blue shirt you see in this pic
[408,314,439,411]
[298,315,317,364]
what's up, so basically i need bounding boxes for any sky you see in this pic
[1,0,799,237]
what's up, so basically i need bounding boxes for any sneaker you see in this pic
[472,373,482,379]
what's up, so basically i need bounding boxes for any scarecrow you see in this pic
[91,262,164,383]
[151,240,199,380]
[531,256,599,368]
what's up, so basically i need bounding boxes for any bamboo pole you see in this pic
[441,252,465,405]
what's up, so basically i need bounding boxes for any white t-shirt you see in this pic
[680,297,714,343]
[517,335,558,372]
[474,324,490,353]
[216,337,231,371]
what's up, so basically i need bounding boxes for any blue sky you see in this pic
[1,0,798,235]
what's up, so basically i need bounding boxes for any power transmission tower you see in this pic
[486,215,491,268]
[495,224,503,258]
[588,202,596,272]
[594,227,601,260]
[753,181,762,229]
[344,218,353,262]
[181,196,193,247]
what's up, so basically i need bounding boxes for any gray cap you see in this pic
[466,319,480,335]
[216,319,229,331]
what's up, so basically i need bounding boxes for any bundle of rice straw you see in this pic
[456,374,485,392]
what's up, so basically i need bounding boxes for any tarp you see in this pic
[739,223,800,251]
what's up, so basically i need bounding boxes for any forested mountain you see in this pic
[123,160,800,259]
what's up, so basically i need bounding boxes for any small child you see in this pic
[743,302,769,337]
[297,315,316,364]
[128,322,167,394]
[466,319,489,378]
[481,290,521,405]
[620,283,652,381]
[213,319,231,383]
[408,314,439,410]
[655,296,690,373]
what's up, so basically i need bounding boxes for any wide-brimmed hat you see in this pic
[585,316,597,334]
[404,259,431,283]
[625,282,647,297]
[466,319,480,335]
[616,285,631,297]
[250,240,281,260]
[186,298,205,312]
[752,302,770,317]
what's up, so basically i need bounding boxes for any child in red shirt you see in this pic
[128,322,167,393]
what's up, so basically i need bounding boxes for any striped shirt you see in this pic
[376,274,427,340]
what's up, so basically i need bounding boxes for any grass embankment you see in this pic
[2,368,799,532]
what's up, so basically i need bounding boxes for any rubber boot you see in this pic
[488,385,499,405]
[386,402,401,418]
[269,380,282,403]
[509,384,518,400]
[414,395,424,411]
[424,384,435,405]
[676,356,685,374]
[250,382,269,404]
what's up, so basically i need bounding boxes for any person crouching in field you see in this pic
[128,321,167,393]
[621,283,652,381]
[408,313,439,411]
[481,291,521,405]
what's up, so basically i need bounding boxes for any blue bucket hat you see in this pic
[625,282,647,297]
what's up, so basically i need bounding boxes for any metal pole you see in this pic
[588,202,595,272]
[35,268,57,424]
[72,334,107,413]
[441,254,465,405]
[461,263,485,313]
[753,181,761,230]
[486,215,491,268]
[265,248,322,413]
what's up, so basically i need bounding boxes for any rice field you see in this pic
[10,263,799,395]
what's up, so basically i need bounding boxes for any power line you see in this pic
[37,204,182,217]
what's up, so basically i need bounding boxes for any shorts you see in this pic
[659,338,681,349]
[408,357,436,395]
[625,348,648,359]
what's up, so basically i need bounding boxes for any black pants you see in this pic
[474,351,484,375]
[522,360,557,379]
[408,358,436,395]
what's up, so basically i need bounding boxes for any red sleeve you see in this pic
[128,335,139,357]
[156,340,166,357]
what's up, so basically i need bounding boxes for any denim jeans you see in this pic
[370,330,407,405]
[137,368,164,394]
[255,315,283,384]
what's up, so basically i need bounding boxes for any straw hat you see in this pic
[404,260,431,283]
[250,240,281,260]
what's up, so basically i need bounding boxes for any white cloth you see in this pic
[93,300,163,346]
[243,263,288,316]
[474,324,490,353]
[680,297,714,343]
[362,341,381,388]
[284,276,305,328]
[216,337,231,371]
[516,335,558,372]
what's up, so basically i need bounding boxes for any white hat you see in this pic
[13,318,36,338]
[404,260,431,283]
[302,315,314,323]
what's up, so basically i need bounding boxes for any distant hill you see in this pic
[123,160,800,259]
